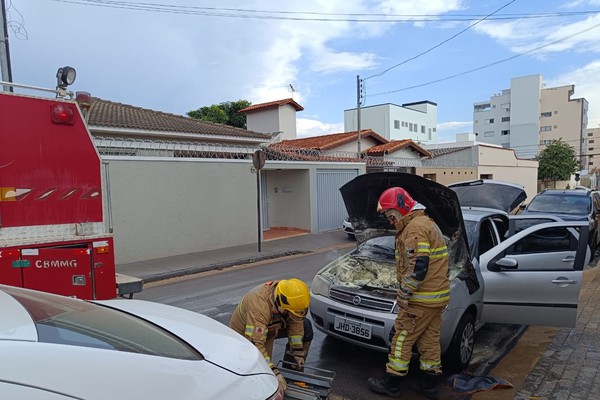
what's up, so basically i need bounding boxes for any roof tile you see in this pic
[239,98,304,113]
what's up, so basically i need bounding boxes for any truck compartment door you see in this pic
[0,248,24,287]
[21,246,93,299]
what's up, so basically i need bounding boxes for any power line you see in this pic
[365,0,517,80]
[51,0,600,22]
[369,19,600,97]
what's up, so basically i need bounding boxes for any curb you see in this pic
[141,250,312,283]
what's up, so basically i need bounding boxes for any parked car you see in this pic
[342,217,355,239]
[310,173,589,372]
[0,284,280,400]
[522,188,600,251]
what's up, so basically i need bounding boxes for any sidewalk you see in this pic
[116,230,355,283]
[472,264,600,400]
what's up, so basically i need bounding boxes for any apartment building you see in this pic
[344,101,438,144]
[472,74,588,160]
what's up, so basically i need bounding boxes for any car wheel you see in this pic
[443,312,475,373]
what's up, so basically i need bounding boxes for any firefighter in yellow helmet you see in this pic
[368,187,450,399]
[229,278,312,394]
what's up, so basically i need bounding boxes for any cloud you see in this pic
[437,121,472,132]
[546,59,600,128]
[297,118,344,137]
[311,50,379,73]
[473,14,600,56]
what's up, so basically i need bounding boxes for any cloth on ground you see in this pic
[446,373,513,394]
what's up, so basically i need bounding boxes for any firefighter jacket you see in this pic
[229,280,305,369]
[394,209,450,308]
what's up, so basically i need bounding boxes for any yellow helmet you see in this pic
[275,279,310,318]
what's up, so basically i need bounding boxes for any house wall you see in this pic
[278,105,298,140]
[246,108,280,137]
[104,157,257,264]
[477,146,539,201]
[416,168,478,186]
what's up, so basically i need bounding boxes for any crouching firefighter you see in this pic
[367,187,450,399]
[229,278,313,394]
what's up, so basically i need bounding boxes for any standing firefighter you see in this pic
[229,278,313,393]
[367,187,450,399]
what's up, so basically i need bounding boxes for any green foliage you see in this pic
[187,100,251,129]
[536,139,579,182]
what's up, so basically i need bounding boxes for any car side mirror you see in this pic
[489,257,518,272]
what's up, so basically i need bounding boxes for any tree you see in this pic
[187,100,251,129]
[537,139,579,186]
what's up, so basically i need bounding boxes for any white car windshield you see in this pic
[527,194,590,215]
[7,287,202,360]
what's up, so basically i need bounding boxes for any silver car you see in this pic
[310,173,589,372]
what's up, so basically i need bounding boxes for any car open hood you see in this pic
[448,179,527,213]
[340,172,478,293]
[341,172,464,244]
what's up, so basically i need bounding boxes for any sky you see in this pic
[6,0,600,143]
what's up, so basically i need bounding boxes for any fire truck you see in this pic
[0,67,135,300]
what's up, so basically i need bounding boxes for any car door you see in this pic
[479,221,589,327]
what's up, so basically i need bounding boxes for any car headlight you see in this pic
[311,274,331,297]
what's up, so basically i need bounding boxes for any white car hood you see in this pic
[97,298,272,376]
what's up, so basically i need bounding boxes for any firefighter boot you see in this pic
[367,374,403,398]
[408,372,439,400]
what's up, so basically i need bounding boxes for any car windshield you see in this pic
[527,194,590,215]
[6,287,202,360]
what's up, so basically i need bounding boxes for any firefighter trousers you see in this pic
[386,303,446,377]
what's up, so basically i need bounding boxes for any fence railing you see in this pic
[94,136,477,167]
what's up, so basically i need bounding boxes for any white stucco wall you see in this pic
[104,158,257,264]
[246,108,280,137]
[264,168,311,230]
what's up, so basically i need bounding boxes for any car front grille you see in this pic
[329,287,395,312]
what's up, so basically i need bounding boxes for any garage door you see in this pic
[317,169,359,232]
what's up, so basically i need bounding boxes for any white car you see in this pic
[0,284,281,400]
[310,173,589,372]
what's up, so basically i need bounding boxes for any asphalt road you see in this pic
[138,250,523,400]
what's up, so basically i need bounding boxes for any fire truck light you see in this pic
[51,104,75,125]
[95,246,110,254]
[56,66,77,88]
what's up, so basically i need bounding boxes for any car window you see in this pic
[512,218,562,234]
[509,226,576,255]
[7,288,202,360]
[527,194,591,215]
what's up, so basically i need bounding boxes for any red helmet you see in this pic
[377,187,416,217]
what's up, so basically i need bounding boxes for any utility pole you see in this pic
[356,75,362,157]
[0,0,13,91]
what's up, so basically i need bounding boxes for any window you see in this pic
[590,148,594,151]
[484,118,495,124]
[409,123,413,131]
[394,120,400,129]
[480,174,493,179]
[590,155,594,159]
[540,126,552,132]
[509,227,575,257]
[421,125,425,134]
[554,111,559,115]
[501,116,510,122]
[541,112,552,117]
[501,130,510,135]
[484,131,494,137]
[6,287,202,360]
[588,132,594,137]
[433,127,437,132]
[591,140,595,144]
[554,125,558,129]
[501,103,510,110]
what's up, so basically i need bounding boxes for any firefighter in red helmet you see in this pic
[368,187,450,399]
[229,278,313,394]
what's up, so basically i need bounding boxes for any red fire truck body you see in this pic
[0,88,117,299]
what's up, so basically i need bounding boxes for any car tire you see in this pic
[443,312,475,373]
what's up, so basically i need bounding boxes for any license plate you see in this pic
[333,316,372,339]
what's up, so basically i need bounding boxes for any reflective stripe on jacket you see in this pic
[394,209,450,307]
[228,280,305,367]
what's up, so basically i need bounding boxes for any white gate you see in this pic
[316,169,359,232]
